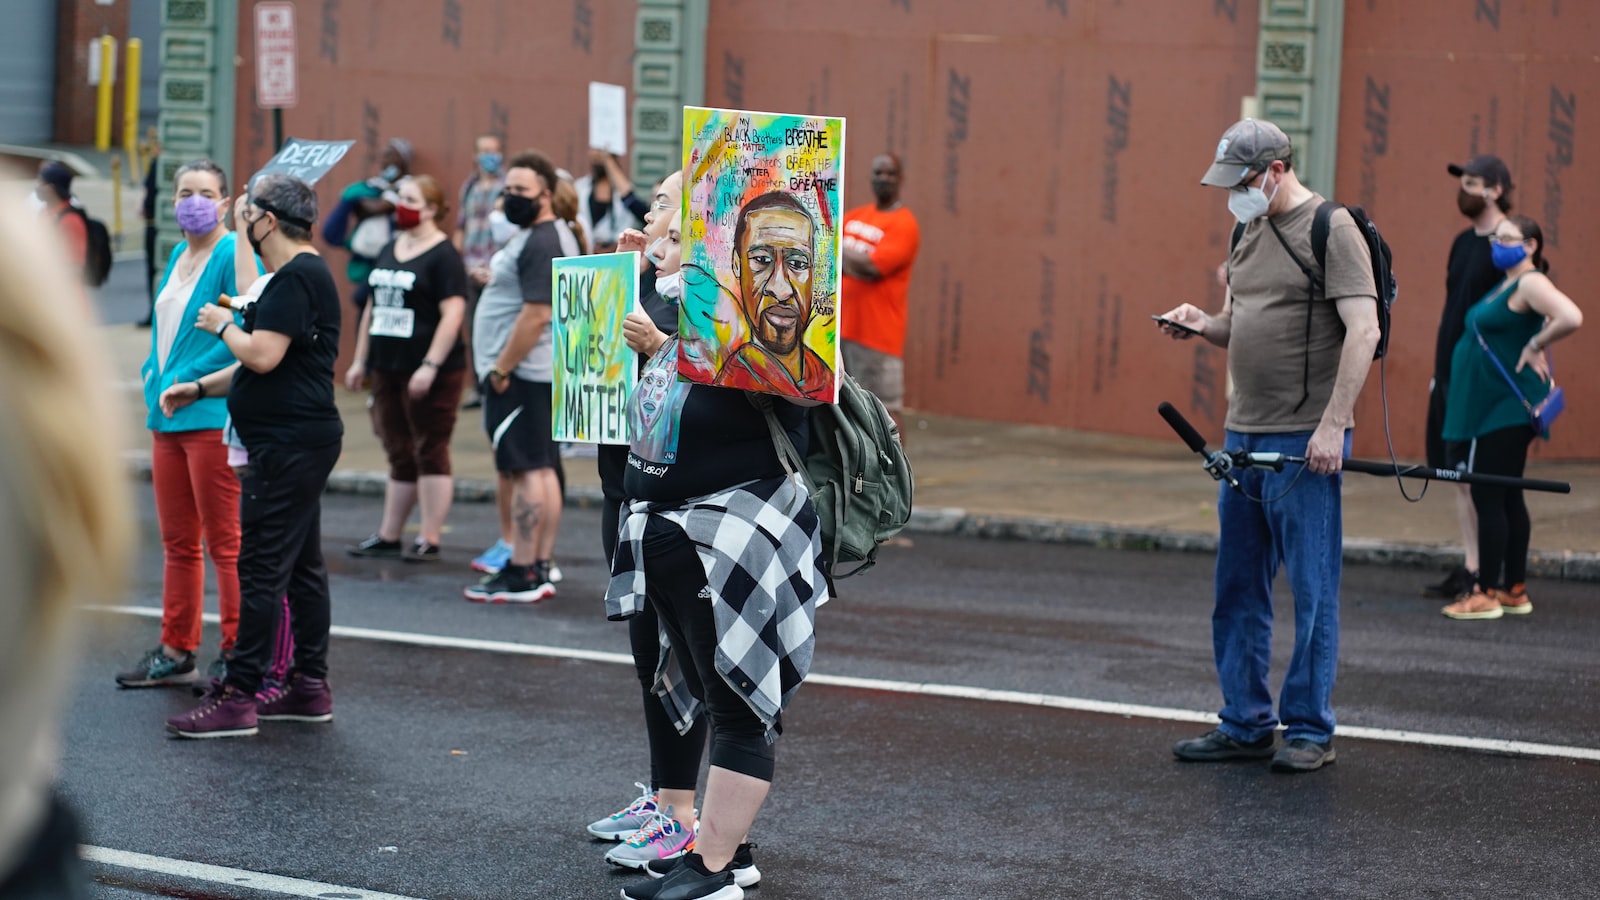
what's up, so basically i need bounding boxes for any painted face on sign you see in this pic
[734,201,815,357]
[637,363,672,432]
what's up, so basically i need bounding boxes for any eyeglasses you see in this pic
[652,198,676,212]
[1491,234,1526,246]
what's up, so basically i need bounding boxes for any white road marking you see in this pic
[90,605,1600,763]
[82,845,427,899]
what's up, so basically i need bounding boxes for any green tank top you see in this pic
[1441,275,1551,440]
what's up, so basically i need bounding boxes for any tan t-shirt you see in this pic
[1225,193,1377,433]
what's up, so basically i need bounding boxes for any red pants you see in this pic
[151,430,241,652]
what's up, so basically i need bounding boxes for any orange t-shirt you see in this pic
[839,204,920,357]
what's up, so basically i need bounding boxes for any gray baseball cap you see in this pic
[1200,119,1293,187]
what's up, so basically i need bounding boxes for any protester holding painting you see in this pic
[677,108,843,405]
[344,175,469,562]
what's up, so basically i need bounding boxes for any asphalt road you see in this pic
[57,485,1600,899]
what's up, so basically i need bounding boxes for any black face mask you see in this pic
[502,193,539,227]
[246,215,273,257]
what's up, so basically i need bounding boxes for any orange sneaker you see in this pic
[1442,590,1503,620]
[1497,584,1533,616]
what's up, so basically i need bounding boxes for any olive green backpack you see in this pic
[758,373,914,582]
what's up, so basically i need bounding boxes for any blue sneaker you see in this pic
[471,538,512,574]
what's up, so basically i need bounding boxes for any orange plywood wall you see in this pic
[1339,1,1597,460]
[231,0,1597,459]
[705,0,1262,450]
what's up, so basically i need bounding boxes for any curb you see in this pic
[122,453,1600,582]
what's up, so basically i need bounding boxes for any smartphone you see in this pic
[1151,314,1202,336]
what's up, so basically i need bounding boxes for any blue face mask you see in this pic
[1491,241,1528,270]
[478,152,502,175]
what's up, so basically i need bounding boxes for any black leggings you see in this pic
[642,516,777,782]
[1468,425,1536,590]
[601,445,707,793]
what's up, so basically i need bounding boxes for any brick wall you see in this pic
[53,0,131,145]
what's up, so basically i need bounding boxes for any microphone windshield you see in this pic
[1158,402,1208,454]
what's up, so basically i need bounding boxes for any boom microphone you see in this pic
[1158,402,1207,454]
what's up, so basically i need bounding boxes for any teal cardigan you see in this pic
[140,232,259,432]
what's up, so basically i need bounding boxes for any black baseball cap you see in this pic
[1447,154,1513,190]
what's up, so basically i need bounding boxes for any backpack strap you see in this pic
[1310,200,1337,272]
[752,393,814,493]
[1265,211,1326,413]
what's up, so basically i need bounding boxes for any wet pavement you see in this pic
[63,487,1600,899]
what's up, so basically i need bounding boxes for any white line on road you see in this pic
[90,605,1600,763]
[82,845,427,900]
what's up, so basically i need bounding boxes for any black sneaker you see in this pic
[1271,738,1336,773]
[346,534,403,558]
[623,852,742,900]
[404,540,442,563]
[115,646,198,688]
[647,842,760,888]
[463,565,554,604]
[1172,728,1276,762]
[1422,566,1476,598]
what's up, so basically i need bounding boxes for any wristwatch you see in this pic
[419,359,440,369]
[488,366,509,382]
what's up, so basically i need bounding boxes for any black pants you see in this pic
[601,444,707,791]
[643,517,775,782]
[1468,425,1536,590]
[0,793,89,900]
[227,440,341,695]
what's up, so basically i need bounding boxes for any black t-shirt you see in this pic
[625,339,807,502]
[229,253,345,449]
[366,238,469,372]
[1434,227,1504,383]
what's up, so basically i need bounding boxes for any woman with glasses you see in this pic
[1440,215,1583,620]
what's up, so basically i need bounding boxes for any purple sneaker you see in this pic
[166,683,259,739]
[256,672,333,723]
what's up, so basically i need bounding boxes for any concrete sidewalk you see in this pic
[102,323,1600,581]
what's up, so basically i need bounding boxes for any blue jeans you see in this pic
[1212,429,1349,745]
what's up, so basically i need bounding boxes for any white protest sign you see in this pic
[589,82,628,156]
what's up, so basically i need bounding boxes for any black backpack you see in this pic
[1231,201,1398,408]
[60,206,113,287]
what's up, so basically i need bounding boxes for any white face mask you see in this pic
[1227,171,1279,224]
[655,270,683,300]
[488,209,518,244]
[1228,168,1280,222]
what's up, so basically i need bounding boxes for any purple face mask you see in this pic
[175,194,220,234]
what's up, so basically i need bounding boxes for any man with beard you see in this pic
[840,154,919,432]
[707,192,833,400]
[1421,155,1515,599]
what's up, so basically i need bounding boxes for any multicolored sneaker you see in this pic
[471,538,512,574]
[605,811,696,871]
[587,783,659,841]
[165,683,258,739]
[647,842,760,888]
[255,672,333,723]
[115,646,198,689]
[463,565,554,604]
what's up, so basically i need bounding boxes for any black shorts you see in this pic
[1425,383,1469,471]
[482,375,556,474]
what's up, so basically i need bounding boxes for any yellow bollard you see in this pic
[111,156,124,253]
[95,35,116,152]
[124,38,142,183]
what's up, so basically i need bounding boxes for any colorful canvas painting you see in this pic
[551,252,638,444]
[678,106,844,403]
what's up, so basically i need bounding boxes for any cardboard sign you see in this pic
[250,138,356,189]
[678,106,845,403]
[551,252,640,444]
[589,82,628,156]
